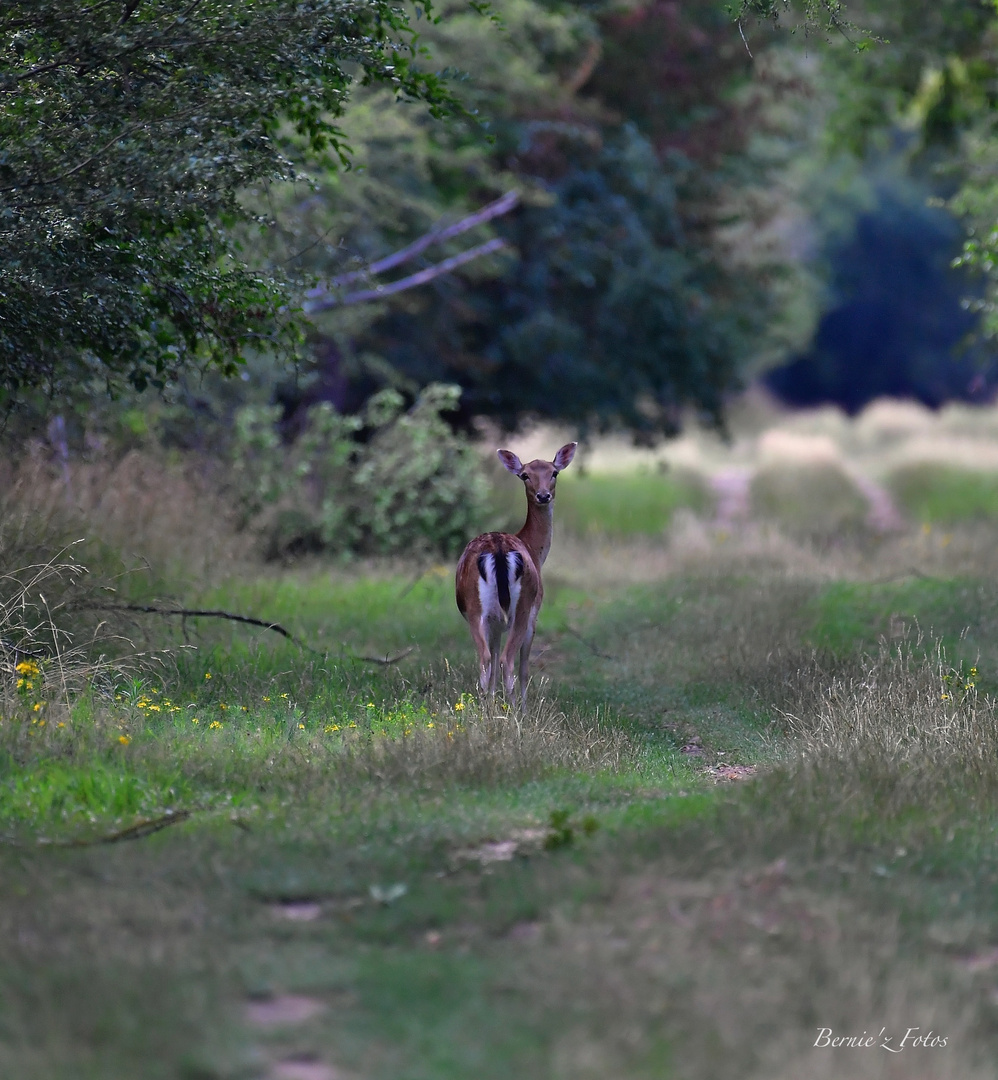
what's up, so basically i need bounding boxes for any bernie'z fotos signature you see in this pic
[814,1027,948,1052]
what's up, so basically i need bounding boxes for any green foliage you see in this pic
[768,0,998,337]
[0,0,467,408]
[231,384,490,557]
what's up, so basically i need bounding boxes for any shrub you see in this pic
[749,462,868,540]
[231,384,491,559]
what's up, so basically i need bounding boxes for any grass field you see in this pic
[7,400,998,1078]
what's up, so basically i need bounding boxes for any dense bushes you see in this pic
[231,384,490,559]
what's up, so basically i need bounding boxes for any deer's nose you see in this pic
[536,491,552,504]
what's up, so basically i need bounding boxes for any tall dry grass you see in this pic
[0,554,142,767]
[0,446,250,589]
[337,695,630,790]
[774,638,998,807]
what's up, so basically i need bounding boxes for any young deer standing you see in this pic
[455,443,577,705]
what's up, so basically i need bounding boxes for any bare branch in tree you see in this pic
[306,238,508,312]
[304,191,519,312]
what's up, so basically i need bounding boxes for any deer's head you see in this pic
[497,442,577,507]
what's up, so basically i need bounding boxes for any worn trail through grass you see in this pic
[5,539,998,1079]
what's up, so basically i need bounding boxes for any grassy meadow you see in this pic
[7,396,998,1078]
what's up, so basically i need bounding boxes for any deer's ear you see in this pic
[497,449,524,475]
[553,442,577,471]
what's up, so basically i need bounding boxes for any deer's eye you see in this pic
[551,470,559,478]
[519,472,529,480]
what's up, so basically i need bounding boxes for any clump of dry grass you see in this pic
[748,638,998,846]
[779,640,995,771]
[0,447,250,591]
[337,696,631,790]
[0,556,138,753]
[749,461,870,541]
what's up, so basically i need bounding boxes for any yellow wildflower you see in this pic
[191,717,200,725]
[16,660,40,676]
[454,701,465,712]
[118,734,131,745]
[209,720,222,730]
[204,672,212,679]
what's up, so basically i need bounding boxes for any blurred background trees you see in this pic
[6,0,998,558]
[245,0,796,439]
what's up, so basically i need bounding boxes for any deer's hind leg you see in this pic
[469,615,505,696]
[502,603,538,708]
[466,616,494,695]
[486,616,504,696]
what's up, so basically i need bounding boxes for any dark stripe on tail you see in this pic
[477,545,512,613]
[511,551,524,582]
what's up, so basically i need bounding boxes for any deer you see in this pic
[455,442,577,706]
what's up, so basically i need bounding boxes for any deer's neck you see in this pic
[516,500,554,569]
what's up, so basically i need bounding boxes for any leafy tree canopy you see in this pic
[246,0,805,438]
[0,0,463,408]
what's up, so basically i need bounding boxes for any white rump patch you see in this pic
[506,551,522,621]
[476,551,523,629]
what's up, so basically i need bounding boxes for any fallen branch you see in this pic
[78,601,298,639]
[76,602,328,658]
[0,636,50,662]
[560,624,616,661]
[38,809,193,847]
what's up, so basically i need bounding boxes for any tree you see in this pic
[252,0,800,437]
[0,0,462,409]
[738,0,998,406]
[766,183,993,412]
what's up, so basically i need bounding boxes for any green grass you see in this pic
[553,469,711,537]
[888,462,998,524]
[7,510,998,1076]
